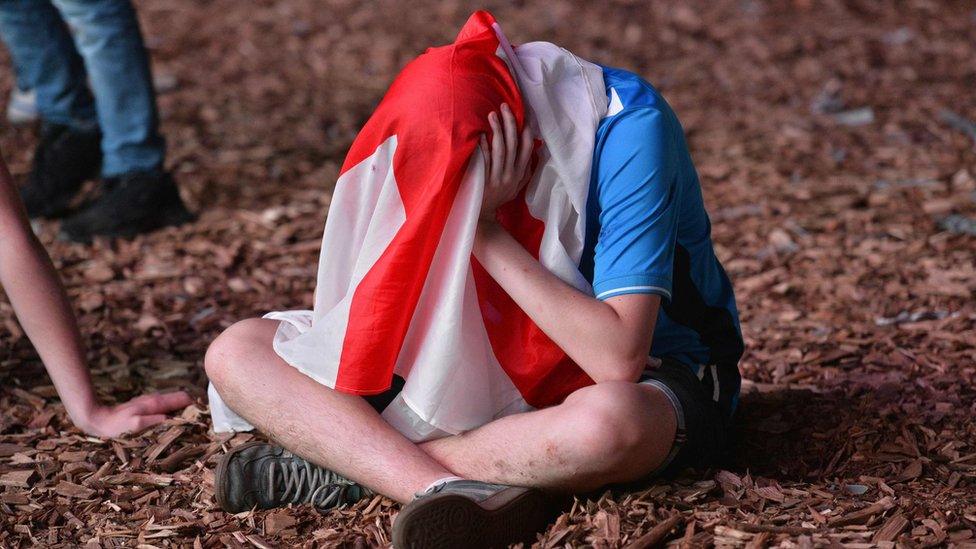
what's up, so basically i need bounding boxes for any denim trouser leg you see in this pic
[52,0,164,176]
[0,0,96,127]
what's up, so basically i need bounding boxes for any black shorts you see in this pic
[638,358,736,477]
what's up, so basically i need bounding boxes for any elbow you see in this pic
[590,354,647,384]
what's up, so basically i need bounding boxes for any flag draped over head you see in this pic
[209,11,609,440]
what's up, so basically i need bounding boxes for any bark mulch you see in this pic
[1,0,974,547]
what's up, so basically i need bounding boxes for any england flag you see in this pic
[210,11,609,440]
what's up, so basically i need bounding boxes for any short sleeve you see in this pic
[591,107,679,302]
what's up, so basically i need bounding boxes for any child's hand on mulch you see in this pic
[76,391,193,438]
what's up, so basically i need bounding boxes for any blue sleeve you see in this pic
[592,107,679,303]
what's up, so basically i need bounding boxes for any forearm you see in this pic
[0,224,97,425]
[0,155,189,437]
[473,221,655,382]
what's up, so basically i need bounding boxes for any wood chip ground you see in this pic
[1,0,974,547]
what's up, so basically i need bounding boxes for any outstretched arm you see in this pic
[473,105,660,383]
[0,152,191,437]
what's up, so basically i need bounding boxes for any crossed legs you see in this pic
[204,318,677,504]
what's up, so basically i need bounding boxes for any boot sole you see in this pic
[214,440,266,513]
[392,486,551,549]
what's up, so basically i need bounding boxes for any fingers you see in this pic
[482,104,533,221]
[86,391,191,437]
[121,391,192,415]
[500,104,519,182]
[144,391,193,414]
[515,125,534,183]
[487,111,505,184]
[479,134,490,175]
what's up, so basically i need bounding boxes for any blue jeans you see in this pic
[0,0,164,176]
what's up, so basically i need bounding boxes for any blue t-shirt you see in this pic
[579,66,744,410]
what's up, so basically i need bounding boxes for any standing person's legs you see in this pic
[0,0,102,217]
[0,0,96,129]
[49,0,193,242]
[51,0,163,177]
[2,1,49,125]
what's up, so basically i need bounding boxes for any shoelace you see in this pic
[267,458,367,508]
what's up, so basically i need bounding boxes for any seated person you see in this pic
[205,15,743,549]
[0,150,191,436]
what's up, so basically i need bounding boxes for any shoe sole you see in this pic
[214,440,266,513]
[392,486,550,549]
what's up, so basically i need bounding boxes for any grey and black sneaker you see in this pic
[392,480,553,549]
[214,441,372,514]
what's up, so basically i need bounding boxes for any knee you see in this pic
[203,318,268,386]
[565,382,666,464]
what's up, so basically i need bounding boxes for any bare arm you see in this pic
[0,152,191,437]
[473,105,660,383]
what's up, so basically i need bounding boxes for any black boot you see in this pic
[20,123,102,219]
[59,170,194,243]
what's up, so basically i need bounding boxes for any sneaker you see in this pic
[59,170,194,242]
[20,123,102,219]
[7,87,39,125]
[214,441,372,514]
[392,480,552,549]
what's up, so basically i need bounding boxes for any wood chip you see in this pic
[264,511,298,536]
[829,497,896,527]
[873,512,910,543]
[0,470,36,488]
[54,481,96,499]
[145,426,184,463]
[1,3,975,548]
[625,515,684,549]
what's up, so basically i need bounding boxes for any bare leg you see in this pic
[205,318,453,503]
[420,381,676,492]
[206,318,676,500]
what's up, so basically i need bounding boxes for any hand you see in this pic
[479,103,534,221]
[75,391,193,438]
